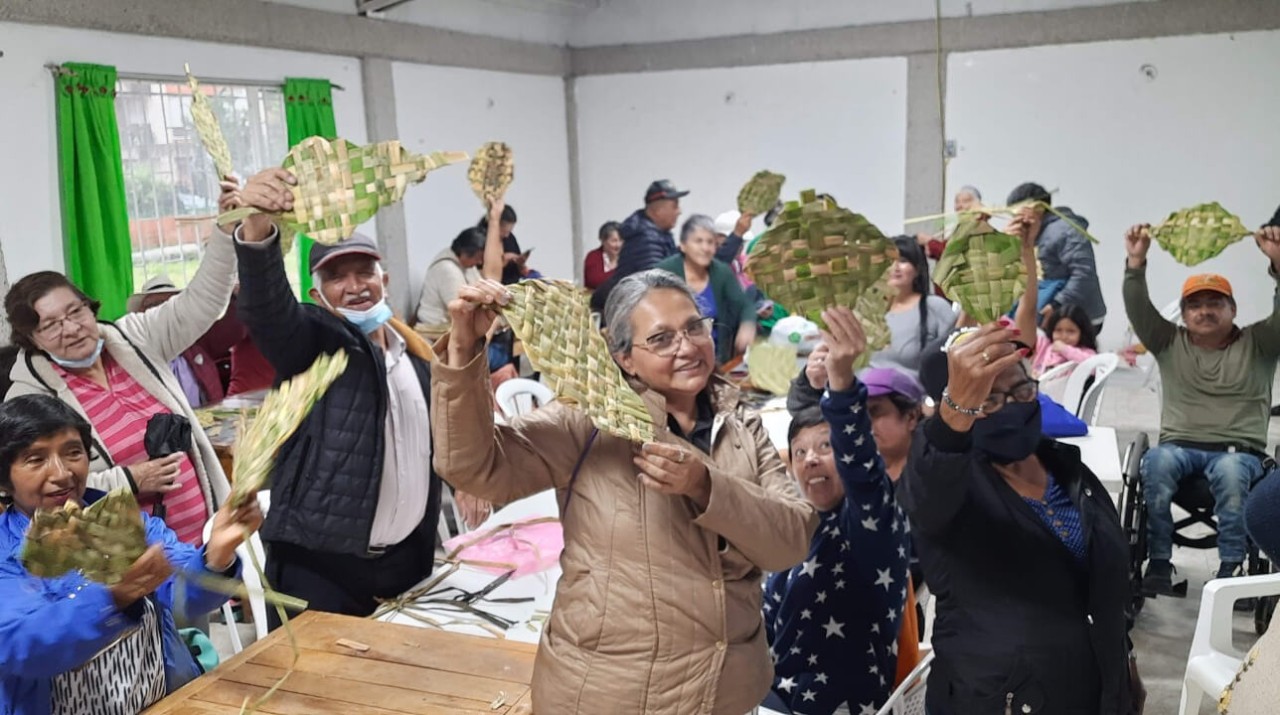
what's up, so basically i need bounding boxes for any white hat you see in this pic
[126,275,179,313]
[714,211,740,237]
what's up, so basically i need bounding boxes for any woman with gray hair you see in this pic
[655,214,758,366]
[431,270,817,714]
[918,185,986,260]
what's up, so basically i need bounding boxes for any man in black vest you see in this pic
[228,169,443,625]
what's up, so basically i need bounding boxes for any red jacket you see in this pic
[583,247,616,291]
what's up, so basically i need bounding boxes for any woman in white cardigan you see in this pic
[3,189,264,544]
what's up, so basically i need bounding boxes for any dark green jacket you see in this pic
[655,254,756,365]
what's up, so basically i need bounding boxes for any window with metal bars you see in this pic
[114,76,300,293]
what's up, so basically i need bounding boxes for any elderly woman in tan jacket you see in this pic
[432,269,817,714]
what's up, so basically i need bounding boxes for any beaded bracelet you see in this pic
[941,388,984,416]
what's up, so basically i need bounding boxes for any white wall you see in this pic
[391,62,573,301]
[946,29,1280,349]
[385,0,574,45]
[0,22,369,285]
[574,58,908,261]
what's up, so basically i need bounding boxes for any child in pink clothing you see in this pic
[1032,303,1099,377]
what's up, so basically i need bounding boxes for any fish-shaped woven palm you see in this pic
[218,137,468,245]
[22,488,147,585]
[500,280,654,442]
[935,218,1027,324]
[469,141,514,206]
[852,277,894,371]
[186,66,233,180]
[747,190,897,329]
[228,350,349,508]
[738,170,786,216]
[1150,202,1252,267]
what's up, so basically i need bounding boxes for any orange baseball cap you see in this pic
[1181,274,1233,300]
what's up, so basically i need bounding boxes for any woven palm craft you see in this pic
[22,488,146,586]
[851,276,894,370]
[217,137,468,245]
[935,217,1028,324]
[499,280,654,442]
[747,342,798,396]
[746,190,898,331]
[469,141,514,206]
[1150,202,1252,267]
[738,170,786,215]
[229,350,350,508]
[186,66,233,181]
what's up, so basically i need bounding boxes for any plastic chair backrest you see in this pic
[876,649,934,715]
[495,378,556,418]
[201,491,271,652]
[1060,353,1118,419]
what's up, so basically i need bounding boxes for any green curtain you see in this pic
[283,78,337,301]
[56,63,133,319]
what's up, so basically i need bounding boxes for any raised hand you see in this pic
[447,279,510,364]
[805,343,830,390]
[205,497,265,572]
[941,324,1024,431]
[1125,224,1152,268]
[238,168,298,242]
[1255,224,1280,270]
[819,307,866,393]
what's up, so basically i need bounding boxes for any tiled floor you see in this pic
[1093,363,1279,714]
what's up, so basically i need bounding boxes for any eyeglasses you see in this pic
[34,301,92,340]
[981,378,1039,414]
[633,317,714,358]
[791,440,833,462]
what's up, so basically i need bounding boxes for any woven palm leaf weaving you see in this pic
[1150,202,1252,267]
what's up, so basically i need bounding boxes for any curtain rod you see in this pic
[44,64,346,91]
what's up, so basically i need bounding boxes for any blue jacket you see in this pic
[0,490,239,715]
[1036,208,1106,324]
[765,384,910,714]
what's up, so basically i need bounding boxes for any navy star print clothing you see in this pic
[764,383,911,715]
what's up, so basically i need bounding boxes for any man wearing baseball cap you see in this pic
[589,180,688,312]
[1124,221,1280,597]
[226,168,445,624]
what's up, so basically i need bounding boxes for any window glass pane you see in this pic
[115,78,295,294]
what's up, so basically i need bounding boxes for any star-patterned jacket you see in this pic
[764,383,910,715]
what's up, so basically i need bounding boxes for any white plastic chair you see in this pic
[495,377,556,419]
[876,648,935,715]
[201,491,270,654]
[1060,353,1119,422]
[1179,571,1280,715]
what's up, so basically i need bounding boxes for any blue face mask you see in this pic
[335,300,393,335]
[49,338,105,369]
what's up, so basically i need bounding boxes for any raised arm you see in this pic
[898,323,1023,534]
[1010,216,1041,347]
[1246,228,1280,357]
[114,180,245,363]
[713,211,754,264]
[1121,224,1177,354]
[482,199,506,283]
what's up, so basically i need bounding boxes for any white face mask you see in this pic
[50,338,105,369]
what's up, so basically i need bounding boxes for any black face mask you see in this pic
[972,399,1042,463]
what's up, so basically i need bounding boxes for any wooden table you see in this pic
[144,612,536,715]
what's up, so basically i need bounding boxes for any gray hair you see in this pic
[603,269,701,354]
[956,185,982,201]
[679,214,717,244]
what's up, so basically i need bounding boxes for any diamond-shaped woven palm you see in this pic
[186,66,233,180]
[935,218,1027,324]
[22,488,147,586]
[500,280,654,443]
[229,350,350,508]
[1151,202,1252,267]
[468,141,513,206]
[746,189,897,329]
[738,170,785,215]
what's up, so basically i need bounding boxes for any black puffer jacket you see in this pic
[235,236,442,562]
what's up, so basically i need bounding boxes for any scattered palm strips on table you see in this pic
[217,137,468,245]
[935,218,1028,324]
[468,141,514,206]
[186,65,234,181]
[499,280,654,443]
[1150,202,1252,267]
[738,170,786,216]
[746,189,898,330]
[22,488,146,586]
[228,350,350,508]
